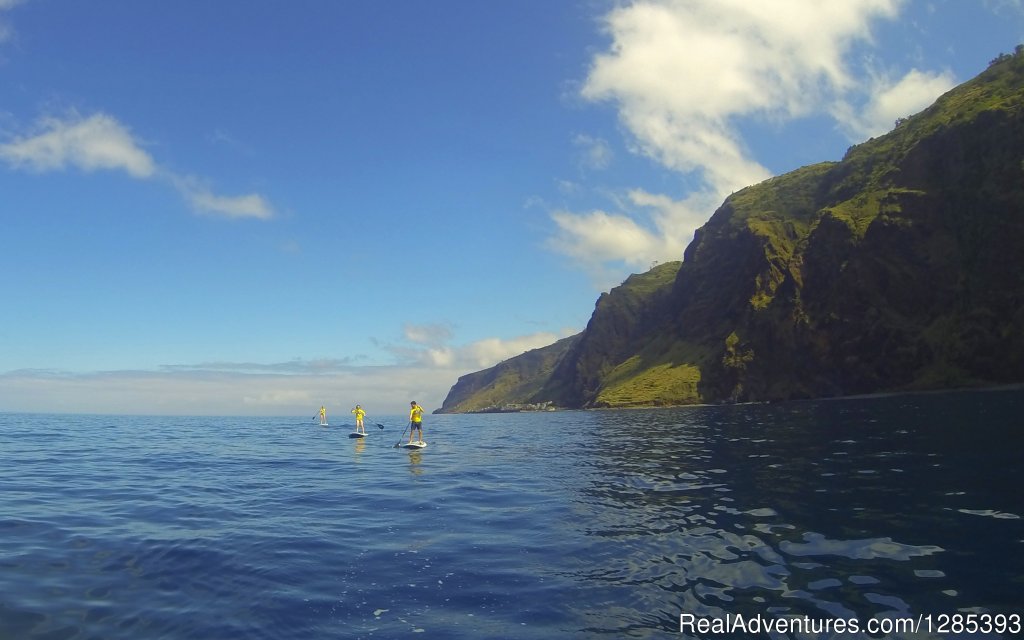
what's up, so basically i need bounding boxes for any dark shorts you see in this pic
[411,422,422,431]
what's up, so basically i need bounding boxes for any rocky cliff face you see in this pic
[440,50,1024,412]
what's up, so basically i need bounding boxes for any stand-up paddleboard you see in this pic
[349,432,366,438]
[400,441,427,449]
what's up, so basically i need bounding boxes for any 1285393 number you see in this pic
[922,613,1022,635]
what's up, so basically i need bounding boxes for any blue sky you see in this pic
[1,1,1022,417]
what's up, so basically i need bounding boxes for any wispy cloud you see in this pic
[833,67,956,139]
[983,0,1024,18]
[419,331,573,370]
[0,111,276,220]
[572,133,613,170]
[0,113,156,177]
[548,188,716,286]
[159,358,356,375]
[551,0,957,280]
[403,322,455,347]
[388,327,575,370]
[0,0,22,45]
[177,180,276,220]
[417,332,571,369]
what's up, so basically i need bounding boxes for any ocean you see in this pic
[1,389,1022,639]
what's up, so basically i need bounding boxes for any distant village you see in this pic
[468,401,558,414]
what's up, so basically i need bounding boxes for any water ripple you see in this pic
[1,390,1023,637]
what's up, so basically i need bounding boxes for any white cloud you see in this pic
[549,209,661,269]
[184,186,276,220]
[389,328,575,371]
[834,67,956,139]
[552,0,920,279]
[419,331,572,370]
[580,0,904,195]
[0,113,156,177]
[461,333,571,367]
[548,187,715,281]
[0,111,276,220]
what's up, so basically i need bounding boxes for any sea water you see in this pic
[1,389,1022,639]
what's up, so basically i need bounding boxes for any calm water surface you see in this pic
[1,389,1022,638]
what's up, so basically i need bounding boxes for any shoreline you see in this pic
[437,382,1024,415]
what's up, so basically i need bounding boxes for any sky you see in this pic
[1,0,1022,417]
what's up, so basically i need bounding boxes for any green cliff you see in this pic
[439,49,1024,412]
[436,334,580,413]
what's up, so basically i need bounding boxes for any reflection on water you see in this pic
[558,390,1024,635]
[407,449,425,474]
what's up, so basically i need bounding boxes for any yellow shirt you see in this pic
[352,408,366,420]
[410,405,423,423]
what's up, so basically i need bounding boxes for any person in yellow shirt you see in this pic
[408,401,425,445]
[351,405,367,435]
[318,406,327,426]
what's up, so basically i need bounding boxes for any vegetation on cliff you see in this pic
[440,49,1024,412]
[435,334,580,414]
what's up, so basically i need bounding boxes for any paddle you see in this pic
[393,422,410,448]
[376,423,385,430]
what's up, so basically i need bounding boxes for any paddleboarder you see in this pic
[408,401,425,445]
[351,405,367,435]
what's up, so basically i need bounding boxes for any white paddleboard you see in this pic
[400,441,427,449]
[349,432,366,439]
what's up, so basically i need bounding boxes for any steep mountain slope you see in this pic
[540,261,686,408]
[440,49,1024,411]
[435,334,580,413]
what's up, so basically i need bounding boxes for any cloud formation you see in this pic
[179,182,276,220]
[0,328,575,416]
[582,0,905,189]
[552,0,956,281]
[0,367,450,417]
[0,111,276,220]
[0,113,156,177]
[416,331,573,370]
[834,67,957,139]
[387,326,574,371]
[548,187,716,286]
